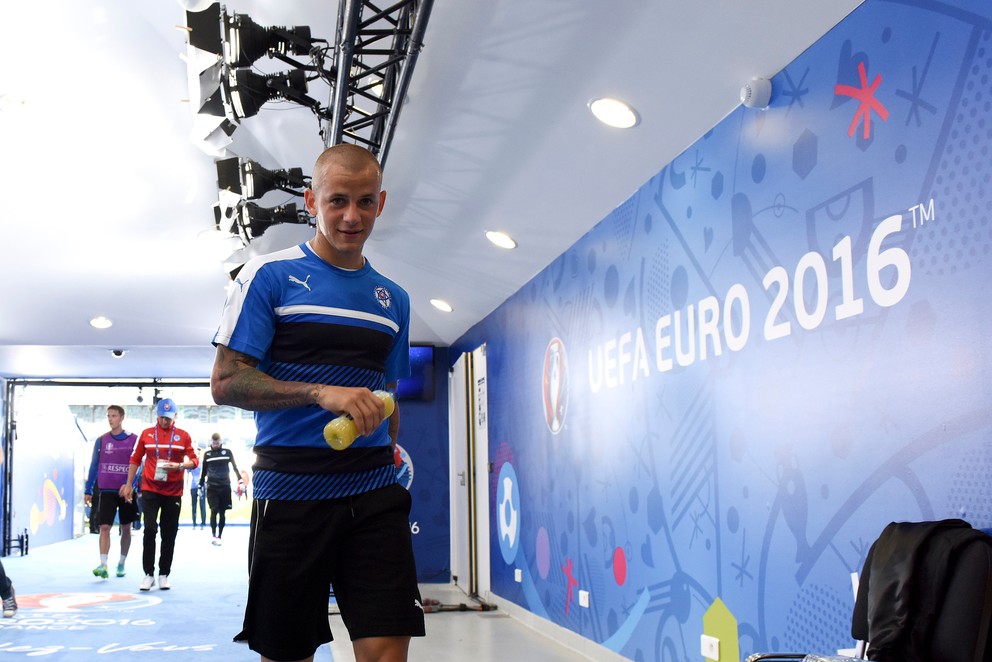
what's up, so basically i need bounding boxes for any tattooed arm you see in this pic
[210,344,388,436]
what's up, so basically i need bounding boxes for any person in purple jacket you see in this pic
[83,405,139,579]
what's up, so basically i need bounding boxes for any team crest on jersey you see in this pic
[374,285,392,309]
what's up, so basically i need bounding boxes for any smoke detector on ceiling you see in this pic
[740,77,772,110]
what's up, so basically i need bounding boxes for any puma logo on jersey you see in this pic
[414,599,424,612]
[289,275,312,291]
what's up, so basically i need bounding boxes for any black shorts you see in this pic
[235,483,425,660]
[96,491,139,526]
[206,484,232,511]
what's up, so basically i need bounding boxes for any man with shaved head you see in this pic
[212,143,423,662]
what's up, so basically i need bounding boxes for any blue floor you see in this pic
[0,524,340,660]
[0,525,595,661]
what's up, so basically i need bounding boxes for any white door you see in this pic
[471,344,491,598]
[448,353,470,593]
[448,345,491,598]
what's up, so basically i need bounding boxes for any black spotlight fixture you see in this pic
[242,160,306,199]
[225,13,316,68]
[184,1,435,164]
[215,156,308,200]
[183,4,329,135]
[236,202,312,242]
[225,68,316,121]
[214,157,310,238]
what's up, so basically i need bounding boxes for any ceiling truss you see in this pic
[321,0,434,168]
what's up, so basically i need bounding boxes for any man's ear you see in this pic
[304,188,317,216]
[376,190,387,216]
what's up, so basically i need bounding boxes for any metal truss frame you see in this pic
[320,0,434,169]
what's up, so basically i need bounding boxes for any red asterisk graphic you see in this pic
[562,557,579,616]
[834,61,889,139]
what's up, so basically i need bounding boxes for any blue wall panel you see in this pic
[452,0,992,658]
[400,346,452,582]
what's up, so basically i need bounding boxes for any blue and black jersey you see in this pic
[213,242,410,500]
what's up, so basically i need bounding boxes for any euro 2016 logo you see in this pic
[542,337,568,434]
[393,443,414,490]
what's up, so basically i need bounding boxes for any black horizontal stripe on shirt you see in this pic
[270,321,393,371]
[252,445,393,475]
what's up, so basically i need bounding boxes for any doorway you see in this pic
[448,345,491,599]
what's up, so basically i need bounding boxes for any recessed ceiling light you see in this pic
[430,299,453,313]
[589,97,639,129]
[0,94,27,113]
[485,230,517,250]
[90,316,113,330]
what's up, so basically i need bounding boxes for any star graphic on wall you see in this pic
[896,33,939,128]
[781,67,810,114]
[834,61,889,139]
[562,557,579,616]
[732,529,753,586]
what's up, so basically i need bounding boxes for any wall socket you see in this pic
[514,568,522,583]
[578,590,590,608]
[700,634,720,660]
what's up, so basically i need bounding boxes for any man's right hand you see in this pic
[84,494,92,506]
[119,484,133,503]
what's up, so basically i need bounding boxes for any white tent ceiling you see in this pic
[0,0,863,379]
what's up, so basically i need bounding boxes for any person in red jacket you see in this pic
[120,398,198,592]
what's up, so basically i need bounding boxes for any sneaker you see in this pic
[158,575,170,590]
[139,575,155,591]
[92,564,109,579]
[2,587,16,618]
[212,537,222,546]
[116,563,126,578]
